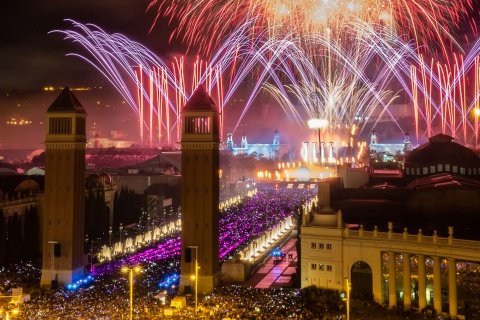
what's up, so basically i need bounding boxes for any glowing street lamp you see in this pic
[5,308,19,320]
[188,246,199,314]
[122,266,141,320]
[341,278,351,320]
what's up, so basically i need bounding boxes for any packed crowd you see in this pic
[3,186,322,319]
[16,283,340,319]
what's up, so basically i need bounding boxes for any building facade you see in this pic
[300,188,480,319]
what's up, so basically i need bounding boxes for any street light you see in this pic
[188,246,199,314]
[47,241,58,287]
[88,238,101,274]
[5,308,19,320]
[119,223,124,252]
[122,266,141,320]
[109,226,112,248]
[341,278,351,320]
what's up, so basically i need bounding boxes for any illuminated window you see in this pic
[423,167,428,174]
[430,166,435,173]
[311,243,317,249]
[406,168,410,175]
[460,167,465,174]
[445,164,450,171]
[311,263,317,270]
[453,166,458,173]
[437,164,443,172]
[417,168,421,175]
[468,168,472,175]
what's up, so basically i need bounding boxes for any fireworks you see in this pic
[410,44,480,146]
[149,0,474,55]
[51,20,248,147]
[55,11,480,151]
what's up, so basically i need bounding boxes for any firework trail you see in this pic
[53,19,480,149]
[148,0,474,56]
[410,42,480,146]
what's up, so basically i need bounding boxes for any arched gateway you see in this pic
[351,261,373,300]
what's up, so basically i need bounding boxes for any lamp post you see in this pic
[341,278,351,320]
[122,266,140,320]
[119,223,124,252]
[47,241,58,285]
[5,308,19,320]
[89,238,101,273]
[188,246,199,314]
[109,226,112,248]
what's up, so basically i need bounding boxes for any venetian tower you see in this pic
[179,86,220,294]
[40,87,87,288]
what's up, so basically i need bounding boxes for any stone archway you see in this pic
[351,261,373,300]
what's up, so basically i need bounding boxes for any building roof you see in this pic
[15,179,41,192]
[405,133,480,167]
[183,85,218,112]
[47,86,86,114]
[405,173,480,189]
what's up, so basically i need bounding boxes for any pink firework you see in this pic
[148,0,474,55]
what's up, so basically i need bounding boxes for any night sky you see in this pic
[0,0,173,91]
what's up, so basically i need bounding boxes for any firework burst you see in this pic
[149,0,473,55]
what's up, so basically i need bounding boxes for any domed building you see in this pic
[404,133,480,178]
[15,179,41,193]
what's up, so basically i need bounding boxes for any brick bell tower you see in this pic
[40,87,87,288]
[179,85,220,294]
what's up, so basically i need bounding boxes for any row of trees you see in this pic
[85,185,142,244]
[0,206,40,267]
[0,185,142,267]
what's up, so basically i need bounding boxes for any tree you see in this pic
[23,206,40,259]
[0,210,6,266]
[6,213,21,264]
[31,152,46,167]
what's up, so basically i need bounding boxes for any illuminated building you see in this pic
[40,87,87,288]
[179,86,220,294]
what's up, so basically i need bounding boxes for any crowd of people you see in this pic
[2,186,327,319]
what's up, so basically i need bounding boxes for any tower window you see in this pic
[49,117,72,134]
[185,116,210,134]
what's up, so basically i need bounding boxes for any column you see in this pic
[433,256,442,314]
[388,251,397,308]
[418,255,427,311]
[448,258,457,318]
[403,253,411,310]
